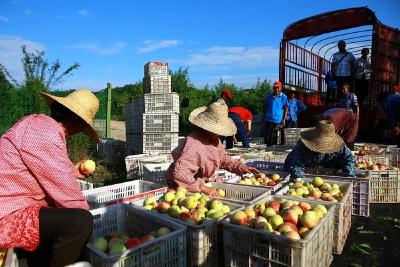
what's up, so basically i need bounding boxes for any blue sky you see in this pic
[0,0,399,91]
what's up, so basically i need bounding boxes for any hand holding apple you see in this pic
[79,159,96,176]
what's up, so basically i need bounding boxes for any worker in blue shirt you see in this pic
[263,81,288,146]
[286,87,306,128]
[284,120,355,179]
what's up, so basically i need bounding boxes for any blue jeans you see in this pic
[226,112,250,149]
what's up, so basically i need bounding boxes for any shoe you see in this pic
[64,261,92,267]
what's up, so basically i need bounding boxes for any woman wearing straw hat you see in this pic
[0,89,99,267]
[283,120,356,179]
[165,100,258,196]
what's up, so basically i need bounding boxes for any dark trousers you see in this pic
[355,79,369,105]
[17,207,93,267]
[335,76,354,93]
[286,120,298,128]
[326,87,338,105]
[264,121,281,146]
[226,112,250,149]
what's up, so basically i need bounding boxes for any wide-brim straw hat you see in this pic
[41,89,100,142]
[189,100,237,137]
[300,120,344,153]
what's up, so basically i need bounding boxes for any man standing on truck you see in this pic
[354,48,372,105]
[332,40,356,92]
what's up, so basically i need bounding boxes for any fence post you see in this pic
[106,83,112,138]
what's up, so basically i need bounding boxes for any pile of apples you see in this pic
[230,199,328,240]
[355,159,394,171]
[282,177,345,202]
[91,227,170,255]
[354,145,386,155]
[142,187,231,225]
[238,172,282,186]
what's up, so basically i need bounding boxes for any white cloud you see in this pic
[68,42,127,56]
[77,9,89,16]
[0,35,46,81]
[186,46,279,68]
[137,39,181,53]
[0,16,9,22]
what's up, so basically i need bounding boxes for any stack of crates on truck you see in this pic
[125,154,172,180]
[125,62,179,154]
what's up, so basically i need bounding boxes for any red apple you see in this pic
[79,160,96,175]
[268,200,281,213]
[125,238,141,249]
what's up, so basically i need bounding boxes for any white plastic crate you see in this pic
[83,180,167,209]
[217,169,236,181]
[125,154,170,180]
[87,203,186,267]
[143,75,172,94]
[144,61,169,76]
[142,113,179,133]
[142,162,171,185]
[245,160,285,170]
[143,133,179,154]
[283,127,302,147]
[144,93,180,114]
[131,195,243,267]
[78,179,94,191]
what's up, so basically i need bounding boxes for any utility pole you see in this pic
[106,83,112,138]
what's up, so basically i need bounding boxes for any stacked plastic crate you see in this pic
[125,62,179,154]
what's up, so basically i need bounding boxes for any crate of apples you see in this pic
[227,197,332,240]
[278,177,349,203]
[138,186,239,225]
[231,170,290,193]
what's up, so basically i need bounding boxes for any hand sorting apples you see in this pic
[229,198,329,240]
[238,172,282,186]
[142,187,231,225]
[91,227,170,255]
[80,159,96,175]
[282,177,345,202]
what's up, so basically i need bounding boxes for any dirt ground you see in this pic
[110,120,126,141]
[331,203,400,267]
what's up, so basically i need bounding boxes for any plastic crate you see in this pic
[225,169,291,193]
[142,162,171,185]
[222,195,335,267]
[87,203,186,267]
[355,154,390,165]
[388,147,400,167]
[368,169,400,203]
[126,133,179,154]
[83,180,167,209]
[78,179,94,191]
[143,75,172,94]
[131,195,243,267]
[304,174,370,217]
[144,93,180,113]
[276,178,352,254]
[142,113,179,133]
[217,169,236,182]
[245,160,284,170]
[305,166,341,176]
[202,182,271,205]
[125,154,170,180]
[144,62,169,76]
[283,128,302,147]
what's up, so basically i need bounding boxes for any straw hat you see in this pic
[41,89,100,142]
[189,100,237,137]
[300,120,344,153]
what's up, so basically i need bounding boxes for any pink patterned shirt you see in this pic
[0,114,89,251]
[165,130,247,192]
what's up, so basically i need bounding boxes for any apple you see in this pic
[231,211,248,225]
[271,173,281,181]
[290,205,304,216]
[285,231,301,240]
[168,206,181,218]
[79,160,96,175]
[210,200,223,211]
[157,202,170,213]
[144,197,156,206]
[268,200,281,213]
[222,205,230,214]
[156,227,170,237]
[179,211,192,221]
[269,214,284,230]
[176,186,187,194]
[141,235,155,243]
[279,222,298,234]
[164,192,175,202]
[254,203,266,215]
[255,221,274,233]
[299,211,319,229]
[313,204,328,215]
[217,189,226,197]
[125,238,141,249]
[92,237,107,252]
[244,208,256,219]
[119,232,130,242]
[263,207,276,218]
[299,202,312,212]
[184,196,198,209]
[298,227,310,238]
[312,177,324,187]
[109,242,127,255]
[281,209,298,225]
[108,237,123,250]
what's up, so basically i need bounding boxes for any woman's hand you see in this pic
[74,160,87,179]
[201,186,219,197]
